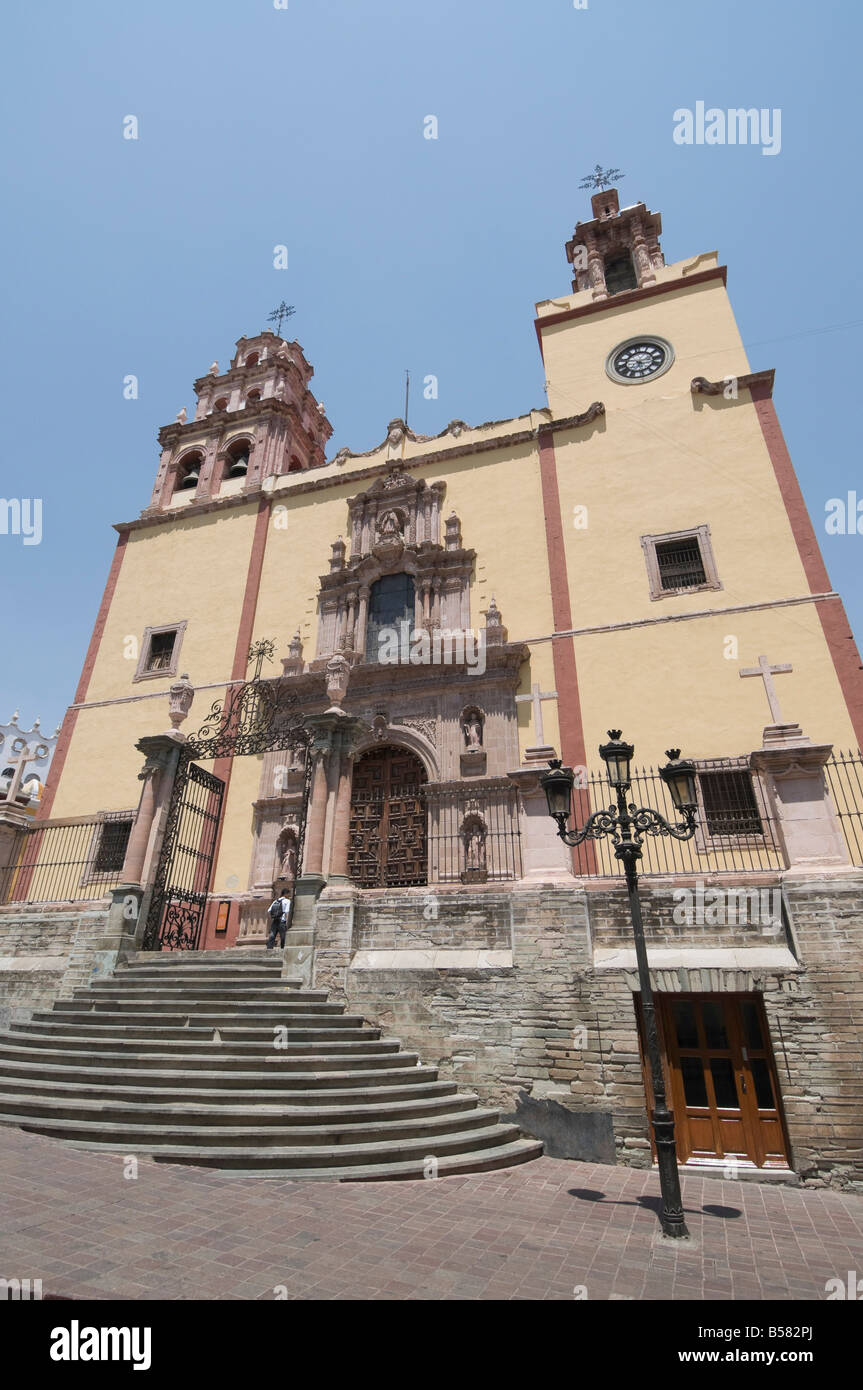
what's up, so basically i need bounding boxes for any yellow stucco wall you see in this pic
[86,507,258,703]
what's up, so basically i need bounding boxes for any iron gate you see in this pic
[142,760,225,951]
[142,674,312,951]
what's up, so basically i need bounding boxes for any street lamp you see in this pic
[541,731,698,1240]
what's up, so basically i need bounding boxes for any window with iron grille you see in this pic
[133,621,187,683]
[93,817,133,873]
[699,770,763,837]
[145,630,176,672]
[655,538,707,591]
[641,525,721,601]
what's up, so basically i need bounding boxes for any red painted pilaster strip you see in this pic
[538,430,589,769]
[38,531,130,820]
[750,384,863,748]
[537,431,596,872]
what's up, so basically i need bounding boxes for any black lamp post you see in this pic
[541,731,698,1240]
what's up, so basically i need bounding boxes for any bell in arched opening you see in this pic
[226,448,250,479]
[177,460,201,490]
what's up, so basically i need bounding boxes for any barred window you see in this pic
[641,525,721,601]
[93,817,133,873]
[655,538,707,591]
[133,621,187,683]
[699,770,763,837]
[146,631,176,672]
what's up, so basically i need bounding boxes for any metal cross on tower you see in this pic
[578,165,625,191]
[267,302,295,337]
[248,638,276,681]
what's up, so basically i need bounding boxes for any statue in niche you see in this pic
[377,509,402,541]
[462,710,483,749]
[460,815,488,882]
[275,828,298,883]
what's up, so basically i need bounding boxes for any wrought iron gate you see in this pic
[142,674,312,951]
[142,760,224,951]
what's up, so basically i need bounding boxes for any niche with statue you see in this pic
[460,705,486,776]
[459,812,489,883]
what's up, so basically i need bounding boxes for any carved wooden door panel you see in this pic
[348,746,427,888]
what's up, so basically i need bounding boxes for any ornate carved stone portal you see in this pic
[313,468,474,664]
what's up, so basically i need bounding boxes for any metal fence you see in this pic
[824,750,863,867]
[424,780,522,883]
[0,813,132,905]
[569,760,784,878]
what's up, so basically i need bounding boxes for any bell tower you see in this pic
[565,187,664,300]
[144,331,333,514]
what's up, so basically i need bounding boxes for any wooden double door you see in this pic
[643,994,790,1169]
[347,746,427,888]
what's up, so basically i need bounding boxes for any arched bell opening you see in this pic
[175,451,204,492]
[225,438,251,479]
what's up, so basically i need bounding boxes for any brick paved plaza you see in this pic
[2,1126,861,1302]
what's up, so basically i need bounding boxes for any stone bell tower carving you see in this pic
[145,332,333,513]
[565,188,664,301]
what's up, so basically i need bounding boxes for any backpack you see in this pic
[268,899,284,922]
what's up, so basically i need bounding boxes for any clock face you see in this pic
[606,336,674,384]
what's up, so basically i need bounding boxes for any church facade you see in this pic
[14,187,863,1185]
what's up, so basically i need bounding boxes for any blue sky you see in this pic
[1,0,860,736]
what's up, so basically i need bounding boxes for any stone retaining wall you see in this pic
[0,900,114,1025]
[313,872,863,1190]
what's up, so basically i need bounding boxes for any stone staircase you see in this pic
[0,950,542,1179]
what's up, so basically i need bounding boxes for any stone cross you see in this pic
[516,682,558,747]
[2,744,33,803]
[739,654,793,724]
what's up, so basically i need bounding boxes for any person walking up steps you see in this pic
[266,891,291,950]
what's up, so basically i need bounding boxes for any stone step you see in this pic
[264,1139,544,1181]
[0,1089,478,1129]
[111,971,302,987]
[14,1021,382,1044]
[5,1106,499,1149]
[0,1040,418,1073]
[0,946,541,1178]
[59,1121,522,1169]
[0,1057,437,1091]
[0,1074,461,1107]
[116,959,301,972]
[0,1028,394,1056]
[80,982,314,999]
[126,949,282,964]
[0,1029,396,1059]
[59,999,350,1017]
[38,1008,369,1029]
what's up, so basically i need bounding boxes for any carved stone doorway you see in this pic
[347,746,427,888]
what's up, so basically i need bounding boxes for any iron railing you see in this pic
[568,761,784,877]
[824,750,863,867]
[0,812,133,905]
[424,779,522,883]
